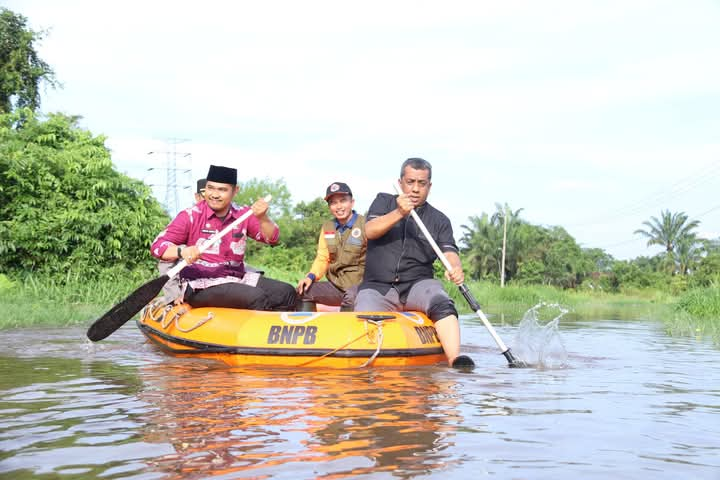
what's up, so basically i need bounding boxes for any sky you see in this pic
[6,0,720,260]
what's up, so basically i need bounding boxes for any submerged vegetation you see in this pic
[668,286,720,344]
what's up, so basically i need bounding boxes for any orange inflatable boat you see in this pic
[138,300,445,368]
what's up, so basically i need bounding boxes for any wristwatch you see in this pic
[177,246,183,259]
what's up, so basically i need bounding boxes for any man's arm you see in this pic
[365,193,414,239]
[297,230,329,294]
[151,212,191,260]
[443,251,465,285]
[248,198,280,244]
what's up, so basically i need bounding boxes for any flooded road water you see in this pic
[0,310,718,479]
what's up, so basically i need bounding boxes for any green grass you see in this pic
[2,271,718,346]
[447,281,673,316]
[667,285,720,344]
[0,270,154,329]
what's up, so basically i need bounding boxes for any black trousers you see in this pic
[185,276,297,311]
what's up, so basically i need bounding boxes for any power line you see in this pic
[565,158,720,228]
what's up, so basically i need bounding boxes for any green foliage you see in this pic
[0,109,170,278]
[0,8,57,113]
[0,268,157,328]
[242,194,329,274]
[668,285,720,344]
[609,258,670,291]
[515,258,544,284]
[234,177,293,217]
[279,198,329,251]
[690,248,720,288]
[674,285,720,318]
[634,210,703,275]
[0,273,14,292]
[634,209,700,253]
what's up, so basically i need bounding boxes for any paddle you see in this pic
[393,185,527,367]
[86,195,272,342]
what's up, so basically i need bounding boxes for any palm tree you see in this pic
[634,210,701,274]
[634,210,700,253]
[676,236,707,275]
[461,213,501,280]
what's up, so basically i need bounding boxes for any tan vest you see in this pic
[323,215,366,291]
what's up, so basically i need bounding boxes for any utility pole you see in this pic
[147,138,192,217]
[501,204,507,288]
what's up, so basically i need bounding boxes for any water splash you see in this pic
[512,302,569,369]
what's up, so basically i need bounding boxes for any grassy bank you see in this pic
[1,272,717,345]
[0,270,154,329]
[448,281,673,317]
[668,286,720,343]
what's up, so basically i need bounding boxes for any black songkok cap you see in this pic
[206,165,237,185]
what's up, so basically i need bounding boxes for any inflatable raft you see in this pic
[138,300,445,368]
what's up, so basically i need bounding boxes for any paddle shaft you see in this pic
[166,194,272,279]
[392,185,521,366]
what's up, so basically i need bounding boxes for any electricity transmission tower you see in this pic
[147,138,193,217]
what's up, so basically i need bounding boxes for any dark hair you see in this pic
[400,157,432,180]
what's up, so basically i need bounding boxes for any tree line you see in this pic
[460,203,719,292]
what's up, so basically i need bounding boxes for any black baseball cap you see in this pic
[324,182,353,201]
[196,178,207,194]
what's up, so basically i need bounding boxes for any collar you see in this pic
[203,201,240,222]
[335,211,358,233]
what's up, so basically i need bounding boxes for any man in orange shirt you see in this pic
[296,182,367,311]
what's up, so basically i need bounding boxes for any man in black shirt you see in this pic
[355,158,471,367]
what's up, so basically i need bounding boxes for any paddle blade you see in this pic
[86,274,169,342]
[504,349,529,368]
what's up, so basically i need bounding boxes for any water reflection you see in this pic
[1,318,719,479]
[0,355,174,478]
[137,362,463,479]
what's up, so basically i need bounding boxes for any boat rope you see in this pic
[359,319,385,368]
[295,331,369,367]
[143,299,172,323]
[143,299,215,333]
[161,306,187,329]
[173,311,214,333]
[298,318,387,367]
[169,308,215,333]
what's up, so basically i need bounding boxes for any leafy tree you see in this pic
[675,236,707,276]
[537,226,585,287]
[515,258,544,284]
[234,177,293,218]
[582,248,615,273]
[0,8,57,113]
[689,238,720,288]
[461,203,528,282]
[609,256,672,291]
[0,109,169,278]
[240,191,329,273]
